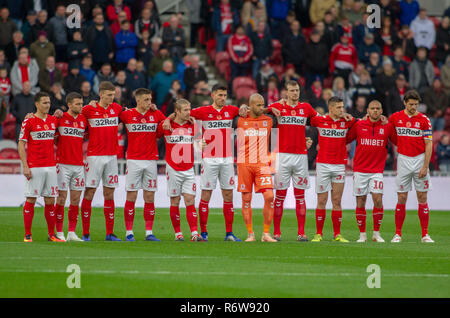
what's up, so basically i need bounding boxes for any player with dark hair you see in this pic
[119,88,166,241]
[18,92,64,242]
[389,90,434,243]
[53,92,88,242]
[310,96,356,242]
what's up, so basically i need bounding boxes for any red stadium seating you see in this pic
[272,64,284,78]
[234,86,257,100]
[0,148,21,174]
[215,51,230,68]
[429,16,441,29]
[55,62,68,77]
[270,39,283,65]
[232,76,256,93]
[323,76,333,89]
[2,113,16,140]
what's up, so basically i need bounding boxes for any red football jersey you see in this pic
[311,115,356,164]
[82,102,123,156]
[120,108,166,160]
[268,101,317,154]
[55,112,87,166]
[190,105,239,158]
[161,119,195,171]
[389,110,432,157]
[347,119,396,173]
[19,115,57,168]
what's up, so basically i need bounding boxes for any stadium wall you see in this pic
[0,175,447,210]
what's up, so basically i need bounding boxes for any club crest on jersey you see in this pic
[188,128,192,134]
[110,109,115,115]
[263,121,268,127]
[415,122,420,128]
[150,116,154,121]
[51,123,55,129]
[80,122,84,128]
[225,112,229,117]
[379,128,384,135]
[406,122,411,128]
[241,184,245,190]
[341,122,345,128]
[299,109,304,115]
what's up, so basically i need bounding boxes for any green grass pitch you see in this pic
[0,207,448,298]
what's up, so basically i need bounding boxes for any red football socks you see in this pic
[223,201,234,233]
[23,201,35,236]
[55,204,64,233]
[355,207,366,233]
[44,204,56,236]
[143,202,155,231]
[67,204,79,232]
[170,205,181,233]
[104,200,115,235]
[418,203,430,237]
[315,209,326,235]
[199,199,209,233]
[124,200,135,231]
[186,205,198,233]
[273,189,287,236]
[294,188,306,236]
[395,203,406,236]
[81,198,92,235]
[373,207,383,232]
[331,210,342,237]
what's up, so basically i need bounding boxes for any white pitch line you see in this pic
[0,269,448,278]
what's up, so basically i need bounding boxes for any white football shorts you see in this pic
[315,163,346,193]
[274,153,310,190]
[24,166,58,197]
[396,153,431,192]
[57,164,85,191]
[353,172,384,196]
[125,160,157,192]
[166,164,196,197]
[200,157,235,190]
[85,155,119,189]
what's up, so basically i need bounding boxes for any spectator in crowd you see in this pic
[390,46,409,80]
[0,67,11,110]
[244,2,268,35]
[162,15,186,64]
[176,53,190,91]
[49,82,66,114]
[211,0,240,52]
[147,46,172,79]
[29,30,55,70]
[255,60,277,93]
[349,95,367,119]
[93,63,115,95]
[64,62,86,94]
[0,49,11,74]
[67,30,89,66]
[309,0,337,25]
[366,51,381,80]
[47,4,68,62]
[183,55,207,96]
[294,0,312,28]
[115,19,138,70]
[322,10,339,50]
[86,13,114,70]
[395,24,416,62]
[357,33,380,65]
[436,16,450,67]
[442,56,450,96]
[38,56,63,93]
[399,0,420,26]
[332,76,353,110]
[329,35,358,88]
[336,15,354,45]
[386,73,408,116]
[410,8,436,51]
[190,80,212,107]
[114,84,127,106]
[0,7,17,49]
[227,24,253,81]
[350,69,375,105]
[375,57,396,106]
[282,20,306,76]
[379,0,400,24]
[0,93,6,139]
[375,15,398,57]
[280,64,300,89]
[266,0,291,40]
[10,51,40,96]
[106,0,132,24]
[79,54,95,87]
[161,79,184,115]
[125,58,146,94]
[250,21,273,80]
[136,29,153,68]
[339,0,359,25]
[5,30,25,65]
[10,81,34,141]
[186,0,203,47]
[134,59,149,89]
[150,60,178,106]
[305,75,324,106]
[80,80,98,106]
[349,62,365,87]
[134,7,159,40]
[317,88,333,111]
[21,10,38,46]
[437,134,450,172]
[424,78,449,131]
[29,10,48,46]
[114,70,131,105]
[304,29,329,88]
[409,46,435,94]
[111,10,134,36]
[352,12,377,50]
[264,76,280,105]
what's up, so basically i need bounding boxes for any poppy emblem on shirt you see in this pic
[217,115,222,120]
[141,118,146,123]
[291,110,296,116]
[44,124,49,130]
[406,122,411,128]
[73,122,78,128]
[332,124,337,129]
[254,123,259,128]
[103,114,108,118]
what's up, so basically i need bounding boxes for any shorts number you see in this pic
[192,183,197,191]
[335,175,344,181]
[148,179,157,188]
[297,177,308,185]
[260,176,272,186]
[51,186,57,195]
[424,180,429,190]
[108,175,119,184]
[75,178,85,187]
[229,177,235,185]
[374,180,383,190]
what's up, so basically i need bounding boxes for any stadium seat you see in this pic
[302,27,314,42]
[55,62,68,77]
[0,140,17,151]
[429,16,441,29]
[323,76,333,89]
[207,38,217,60]
[215,51,230,68]
[2,113,16,140]
[270,39,283,65]
[234,86,257,100]
[0,148,19,159]
[272,64,284,78]
[232,76,256,93]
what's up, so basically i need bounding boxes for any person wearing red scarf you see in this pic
[227,25,254,81]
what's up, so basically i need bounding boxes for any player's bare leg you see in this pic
[170,196,184,240]
[261,190,277,242]
[417,191,433,242]
[331,182,348,242]
[241,192,255,242]
[355,195,368,242]
[199,189,212,239]
[371,193,385,242]
[55,190,68,240]
[183,193,202,241]
[392,192,408,242]
[23,197,37,242]
[142,190,159,241]
[81,187,96,240]
[312,192,328,242]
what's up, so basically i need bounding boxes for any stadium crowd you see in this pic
[0,0,449,172]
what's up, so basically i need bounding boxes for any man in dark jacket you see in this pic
[183,55,208,96]
[86,13,114,70]
[93,62,115,94]
[10,81,34,141]
[304,29,329,88]
[63,61,86,94]
[67,30,89,66]
[5,30,25,65]
[211,0,240,52]
[38,56,63,93]
[385,73,408,116]
[0,7,18,49]
[162,15,186,64]
[125,58,146,94]
[424,78,449,131]
[46,4,68,62]
[282,20,306,76]
[250,21,273,79]
[357,33,381,65]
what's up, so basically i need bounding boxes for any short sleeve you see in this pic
[119,110,127,123]
[157,110,167,122]
[346,121,357,143]
[310,115,320,127]
[190,107,204,120]
[81,105,90,117]
[156,121,165,139]
[307,103,318,118]
[422,116,432,141]
[19,119,31,142]
[388,113,395,125]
